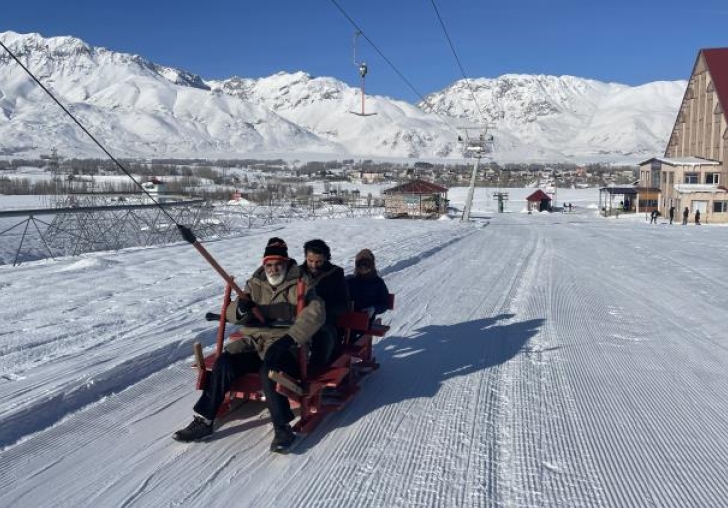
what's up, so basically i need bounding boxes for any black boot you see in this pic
[270,424,295,453]
[173,416,213,442]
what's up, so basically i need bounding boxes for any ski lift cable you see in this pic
[352,30,362,67]
[326,0,462,137]
[425,0,493,222]
[428,0,487,127]
[0,40,259,310]
[0,41,173,223]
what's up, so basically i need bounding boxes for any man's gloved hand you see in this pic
[235,298,257,320]
[265,334,296,371]
[224,339,251,355]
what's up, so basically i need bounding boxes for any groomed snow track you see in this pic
[1,215,728,507]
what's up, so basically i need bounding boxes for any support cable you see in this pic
[428,0,487,125]
[326,0,462,137]
[0,40,260,312]
[427,0,501,220]
[0,41,172,222]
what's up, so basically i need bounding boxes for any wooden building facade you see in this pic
[383,180,449,219]
[639,48,728,222]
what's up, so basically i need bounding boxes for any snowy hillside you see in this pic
[207,72,459,159]
[1,188,728,507]
[0,31,686,163]
[0,32,341,160]
[423,75,687,161]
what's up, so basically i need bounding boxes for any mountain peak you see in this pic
[0,31,686,163]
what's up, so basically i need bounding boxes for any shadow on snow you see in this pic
[295,313,544,452]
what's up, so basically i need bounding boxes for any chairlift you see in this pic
[350,31,377,117]
[460,128,494,158]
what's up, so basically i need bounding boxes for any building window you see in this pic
[713,201,728,213]
[651,170,660,188]
[706,173,720,184]
[639,199,658,208]
[684,173,699,184]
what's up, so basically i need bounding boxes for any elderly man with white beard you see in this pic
[173,237,325,453]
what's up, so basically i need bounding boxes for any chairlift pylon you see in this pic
[350,30,377,117]
[460,126,495,222]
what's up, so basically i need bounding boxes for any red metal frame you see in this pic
[194,284,395,434]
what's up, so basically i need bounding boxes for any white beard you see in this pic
[265,269,287,287]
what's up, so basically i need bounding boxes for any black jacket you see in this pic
[300,261,350,326]
[346,273,389,315]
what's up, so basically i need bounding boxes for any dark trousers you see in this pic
[309,324,337,369]
[193,349,299,428]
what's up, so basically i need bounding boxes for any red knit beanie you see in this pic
[263,237,288,263]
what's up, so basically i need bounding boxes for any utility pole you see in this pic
[462,152,481,222]
[461,132,493,222]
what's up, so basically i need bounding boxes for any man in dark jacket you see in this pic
[173,238,325,453]
[299,239,349,368]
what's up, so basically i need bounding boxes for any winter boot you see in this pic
[270,424,295,453]
[173,416,213,442]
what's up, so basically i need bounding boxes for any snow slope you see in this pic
[1,196,728,507]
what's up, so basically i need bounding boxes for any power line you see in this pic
[428,0,487,126]
[0,38,261,304]
[326,0,461,137]
[0,40,176,225]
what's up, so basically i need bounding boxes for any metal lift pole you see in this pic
[461,152,480,222]
[360,64,367,115]
[350,31,375,117]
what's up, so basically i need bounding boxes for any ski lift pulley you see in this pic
[350,31,376,117]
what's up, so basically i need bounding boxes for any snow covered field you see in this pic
[1,190,727,507]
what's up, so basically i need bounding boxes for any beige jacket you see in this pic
[225,261,325,358]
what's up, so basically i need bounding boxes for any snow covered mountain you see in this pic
[0,31,687,162]
[0,32,341,160]
[206,72,459,159]
[423,75,687,162]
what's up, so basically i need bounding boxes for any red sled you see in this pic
[192,282,395,435]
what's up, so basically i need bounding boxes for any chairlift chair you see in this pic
[350,31,377,117]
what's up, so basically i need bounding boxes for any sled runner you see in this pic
[193,283,394,434]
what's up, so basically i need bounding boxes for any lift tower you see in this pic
[460,130,493,221]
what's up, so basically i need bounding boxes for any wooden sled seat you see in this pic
[192,284,395,434]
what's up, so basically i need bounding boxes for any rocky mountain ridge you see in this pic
[0,31,686,163]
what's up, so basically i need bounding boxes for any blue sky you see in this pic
[3,1,728,101]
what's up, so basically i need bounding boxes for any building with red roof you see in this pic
[665,48,728,163]
[525,189,552,212]
[638,48,728,222]
[383,179,449,219]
